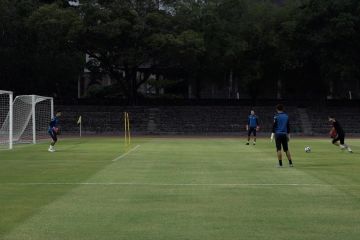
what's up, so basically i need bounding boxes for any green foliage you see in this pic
[1,0,360,99]
[27,3,83,51]
[0,0,84,97]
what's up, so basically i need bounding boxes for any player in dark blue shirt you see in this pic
[328,116,353,153]
[48,110,62,152]
[246,110,259,145]
[271,104,293,167]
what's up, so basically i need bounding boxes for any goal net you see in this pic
[0,94,53,147]
[12,95,54,144]
[0,90,13,149]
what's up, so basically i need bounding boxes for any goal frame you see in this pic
[13,95,54,144]
[0,90,13,149]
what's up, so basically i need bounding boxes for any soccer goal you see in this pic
[1,94,53,147]
[12,95,54,144]
[0,90,13,149]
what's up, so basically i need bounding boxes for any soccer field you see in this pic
[0,137,359,240]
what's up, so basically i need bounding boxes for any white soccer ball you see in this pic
[304,146,311,153]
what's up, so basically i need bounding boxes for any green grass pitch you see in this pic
[0,137,360,240]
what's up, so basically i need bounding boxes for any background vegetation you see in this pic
[1,0,359,100]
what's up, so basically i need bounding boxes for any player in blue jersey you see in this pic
[48,110,62,152]
[271,104,293,167]
[246,110,259,145]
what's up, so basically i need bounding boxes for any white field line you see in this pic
[2,182,360,187]
[112,145,141,162]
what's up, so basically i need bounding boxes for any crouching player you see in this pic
[271,104,293,167]
[328,116,353,153]
[48,110,62,152]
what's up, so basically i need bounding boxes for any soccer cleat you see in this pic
[348,148,353,153]
[253,142,256,145]
[289,164,294,167]
[245,142,249,145]
[276,165,283,168]
[48,146,55,152]
[340,145,346,150]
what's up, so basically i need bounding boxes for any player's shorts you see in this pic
[332,133,345,145]
[248,127,257,136]
[49,129,58,142]
[275,134,288,152]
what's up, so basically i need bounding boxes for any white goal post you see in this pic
[12,95,54,144]
[0,93,53,148]
[0,90,13,149]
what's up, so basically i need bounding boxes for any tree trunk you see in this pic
[277,78,282,99]
[195,77,201,99]
[228,69,233,99]
[123,64,138,104]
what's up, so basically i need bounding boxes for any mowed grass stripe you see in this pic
[3,182,360,187]
[0,137,137,237]
[1,138,360,240]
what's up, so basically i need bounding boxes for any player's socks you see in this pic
[278,160,282,166]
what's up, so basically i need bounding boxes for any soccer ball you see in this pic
[304,146,311,153]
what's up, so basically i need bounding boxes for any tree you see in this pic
[0,0,37,93]
[2,0,360,100]
[287,0,360,99]
[78,0,207,101]
[0,0,84,98]
[27,2,84,97]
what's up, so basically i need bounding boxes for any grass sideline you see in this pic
[0,137,359,240]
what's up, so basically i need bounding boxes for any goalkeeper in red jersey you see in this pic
[328,116,353,153]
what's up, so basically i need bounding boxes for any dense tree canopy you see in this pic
[1,0,360,100]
